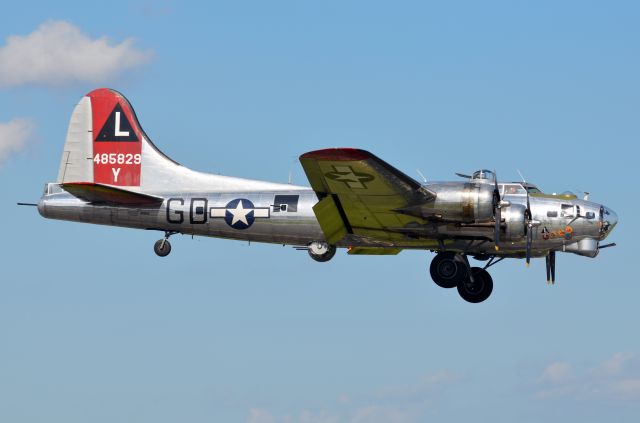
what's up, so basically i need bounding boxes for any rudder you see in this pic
[58,88,145,187]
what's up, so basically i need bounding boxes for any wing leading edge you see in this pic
[299,148,436,245]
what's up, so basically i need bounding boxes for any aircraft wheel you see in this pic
[430,252,466,288]
[457,267,493,303]
[154,239,172,257]
[308,241,336,262]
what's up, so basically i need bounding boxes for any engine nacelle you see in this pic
[432,183,494,223]
[503,204,526,241]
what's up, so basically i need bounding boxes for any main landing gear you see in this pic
[429,252,465,289]
[154,231,178,257]
[430,252,503,303]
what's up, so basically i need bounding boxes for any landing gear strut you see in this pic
[430,252,501,303]
[154,231,177,257]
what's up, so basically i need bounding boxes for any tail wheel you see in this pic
[154,239,172,257]
[430,252,466,288]
[457,267,493,303]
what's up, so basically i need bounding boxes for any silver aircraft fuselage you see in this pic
[39,184,323,246]
[38,180,617,258]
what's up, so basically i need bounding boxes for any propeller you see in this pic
[492,170,502,250]
[515,169,535,266]
[491,170,511,251]
[524,188,539,267]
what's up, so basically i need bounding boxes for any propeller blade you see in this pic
[546,253,551,283]
[493,169,501,250]
[494,206,501,250]
[550,250,556,284]
[526,226,532,267]
[525,187,532,267]
[455,172,472,179]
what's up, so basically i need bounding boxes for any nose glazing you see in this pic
[600,206,618,237]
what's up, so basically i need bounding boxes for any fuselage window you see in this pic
[547,211,558,218]
[272,195,299,213]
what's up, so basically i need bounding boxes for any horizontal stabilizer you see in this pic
[61,182,164,206]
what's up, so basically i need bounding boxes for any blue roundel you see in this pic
[224,198,255,229]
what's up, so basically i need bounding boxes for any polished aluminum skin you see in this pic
[35,88,618,304]
[38,175,618,257]
[39,184,325,246]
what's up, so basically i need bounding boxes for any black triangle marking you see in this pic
[95,103,139,142]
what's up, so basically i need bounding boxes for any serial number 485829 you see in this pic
[93,153,141,165]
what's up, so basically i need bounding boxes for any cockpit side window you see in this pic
[504,184,525,195]
[561,204,574,218]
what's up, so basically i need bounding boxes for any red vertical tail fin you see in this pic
[58,88,146,187]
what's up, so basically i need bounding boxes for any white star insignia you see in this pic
[229,201,251,225]
[334,171,360,182]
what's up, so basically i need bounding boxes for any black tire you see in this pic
[430,252,466,289]
[308,243,336,262]
[154,239,172,257]
[457,267,493,303]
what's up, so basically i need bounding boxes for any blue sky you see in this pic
[1,1,639,422]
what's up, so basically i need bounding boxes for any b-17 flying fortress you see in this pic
[32,89,618,303]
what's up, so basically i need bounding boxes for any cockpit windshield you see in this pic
[502,183,543,196]
[525,185,542,194]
